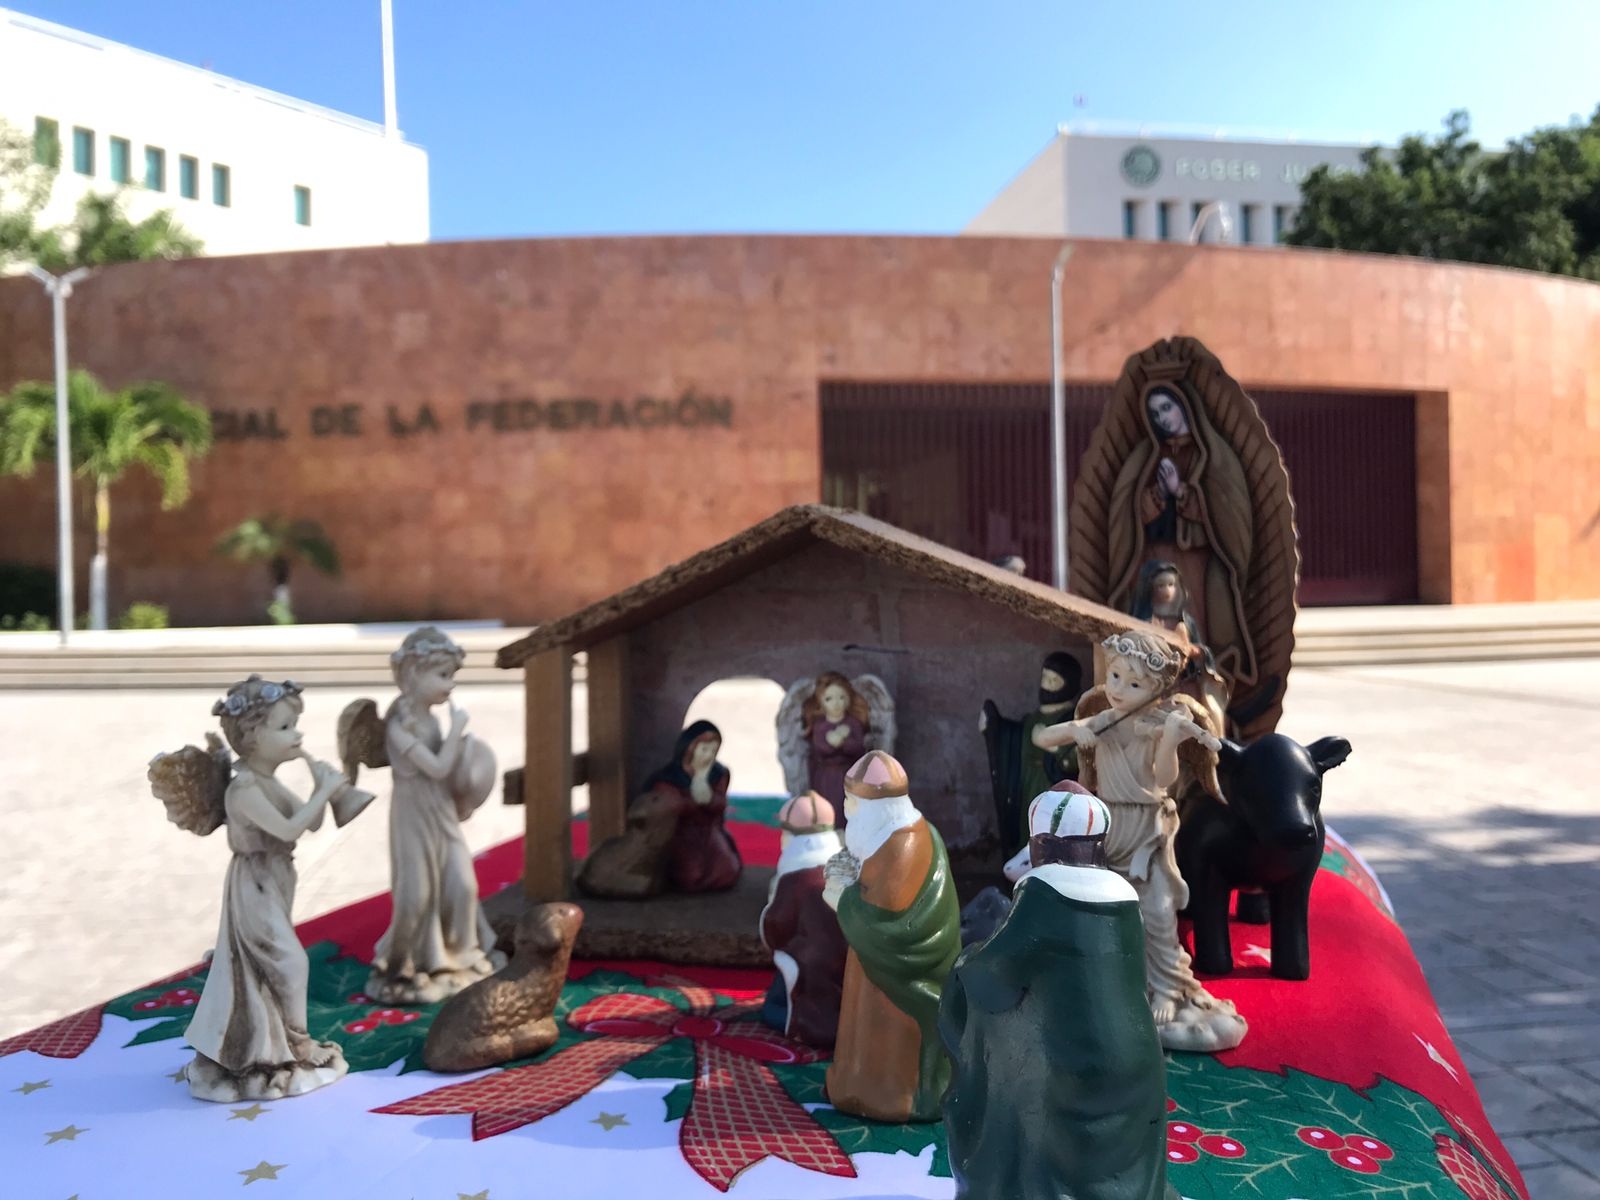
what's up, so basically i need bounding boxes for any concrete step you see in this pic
[2,605,1598,687]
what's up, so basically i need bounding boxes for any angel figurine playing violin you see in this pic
[338,627,503,1004]
[148,675,374,1102]
[1034,630,1248,1053]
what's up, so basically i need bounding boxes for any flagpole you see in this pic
[380,0,398,137]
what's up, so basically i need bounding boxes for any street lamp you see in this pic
[1049,243,1075,592]
[24,265,90,645]
[1188,201,1234,245]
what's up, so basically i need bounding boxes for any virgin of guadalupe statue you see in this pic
[1069,337,1300,742]
[776,672,897,826]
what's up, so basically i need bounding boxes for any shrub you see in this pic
[117,602,170,630]
[0,563,55,622]
[0,611,51,631]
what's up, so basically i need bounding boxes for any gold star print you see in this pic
[591,1111,629,1131]
[229,1103,268,1121]
[457,1191,489,1200]
[239,1160,286,1185]
[12,1079,50,1094]
[44,1124,88,1143]
[169,1067,188,1083]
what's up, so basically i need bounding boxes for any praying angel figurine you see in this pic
[149,676,374,1102]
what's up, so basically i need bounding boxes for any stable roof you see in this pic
[496,505,1178,668]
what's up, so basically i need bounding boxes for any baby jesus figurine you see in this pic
[1035,630,1247,1053]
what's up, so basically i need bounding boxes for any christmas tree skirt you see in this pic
[2,805,1527,1199]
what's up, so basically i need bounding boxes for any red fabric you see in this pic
[302,816,1524,1198]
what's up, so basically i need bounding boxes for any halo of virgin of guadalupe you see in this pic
[1068,336,1300,741]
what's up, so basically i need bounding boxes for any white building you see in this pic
[966,122,1373,246]
[0,6,428,258]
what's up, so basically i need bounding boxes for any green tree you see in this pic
[0,370,212,630]
[215,515,342,625]
[32,191,203,270]
[0,117,54,267]
[1286,107,1600,279]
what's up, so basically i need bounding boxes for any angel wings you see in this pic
[149,732,233,837]
[337,697,496,822]
[774,673,897,800]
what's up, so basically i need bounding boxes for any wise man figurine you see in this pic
[758,792,849,1048]
[823,750,961,1123]
[940,782,1178,1200]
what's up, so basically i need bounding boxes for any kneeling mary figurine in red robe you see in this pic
[643,719,742,894]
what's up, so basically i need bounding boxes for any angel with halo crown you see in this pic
[338,627,504,1004]
[148,675,373,1102]
[775,671,896,827]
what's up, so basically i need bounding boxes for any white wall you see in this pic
[966,127,1371,246]
[0,7,428,258]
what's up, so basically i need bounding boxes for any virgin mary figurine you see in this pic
[643,720,743,893]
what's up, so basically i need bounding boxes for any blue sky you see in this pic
[13,0,1600,240]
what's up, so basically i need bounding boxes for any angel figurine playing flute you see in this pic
[149,676,374,1102]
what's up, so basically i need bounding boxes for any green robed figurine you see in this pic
[940,781,1177,1200]
[821,750,961,1124]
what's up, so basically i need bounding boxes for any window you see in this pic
[1156,202,1171,241]
[212,163,231,207]
[72,127,94,176]
[145,146,166,191]
[179,155,198,200]
[1238,204,1255,245]
[109,136,130,183]
[294,185,311,226]
[33,117,60,168]
[1122,200,1138,239]
[1273,204,1290,243]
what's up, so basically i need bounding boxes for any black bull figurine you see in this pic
[1176,733,1352,980]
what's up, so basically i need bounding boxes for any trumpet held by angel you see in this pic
[336,626,504,1005]
[148,675,373,1102]
[775,671,896,823]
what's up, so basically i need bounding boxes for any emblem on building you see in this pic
[1121,144,1161,187]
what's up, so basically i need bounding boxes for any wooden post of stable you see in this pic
[585,635,630,845]
[522,645,573,901]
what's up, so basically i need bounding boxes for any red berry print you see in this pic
[1330,1148,1382,1174]
[347,993,373,1004]
[134,999,162,1011]
[1345,1135,1393,1160]
[1165,1097,1177,1113]
[1296,1126,1345,1149]
[396,1011,421,1024]
[1165,1142,1200,1165]
[344,1018,377,1034]
[1198,1134,1246,1159]
[1166,1121,1203,1144]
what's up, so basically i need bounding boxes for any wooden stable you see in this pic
[495,505,1184,906]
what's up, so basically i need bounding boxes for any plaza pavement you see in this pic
[1,661,1596,1195]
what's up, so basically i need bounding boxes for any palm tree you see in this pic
[215,515,341,624]
[0,369,212,630]
[31,192,203,270]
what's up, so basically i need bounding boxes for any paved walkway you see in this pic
[1,662,1596,1196]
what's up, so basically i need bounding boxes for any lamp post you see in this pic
[380,0,398,137]
[24,265,90,645]
[1188,201,1234,245]
[1049,243,1075,591]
